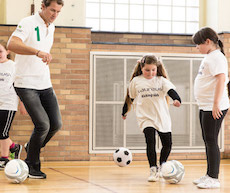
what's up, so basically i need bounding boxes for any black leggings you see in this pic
[143,127,172,168]
[199,109,228,179]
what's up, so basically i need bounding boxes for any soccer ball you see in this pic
[113,147,132,167]
[4,159,29,183]
[161,160,185,184]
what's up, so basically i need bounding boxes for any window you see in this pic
[89,52,224,153]
[86,0,199,34]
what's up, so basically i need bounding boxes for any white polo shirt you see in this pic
[9,12,54,90]
[129,75,176,133]
[0,60,18,111]
[194,49,230,111]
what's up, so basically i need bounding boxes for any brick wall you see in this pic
[1,24,230,161]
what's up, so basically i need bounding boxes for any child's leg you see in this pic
[200,109,228,179]
[0,138,12,157]
[0,110,16,158]
[143,127,157,167]
[157,131,172,165]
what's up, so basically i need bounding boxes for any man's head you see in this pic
[41,0,64,24]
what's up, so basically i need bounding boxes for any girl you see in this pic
[0,41,23,169]
[192,27,229,189]
[122,55,181,182]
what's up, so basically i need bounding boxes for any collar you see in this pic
[35,12,51,27]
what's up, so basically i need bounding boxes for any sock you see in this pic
[10,142,15,150]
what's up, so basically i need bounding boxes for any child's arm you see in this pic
[167,89,181,107]
[212,73,225,119]
[122,98,134,120]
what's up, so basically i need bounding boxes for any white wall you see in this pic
[5,0,85,27]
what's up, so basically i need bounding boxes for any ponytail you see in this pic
[218,39,225,55]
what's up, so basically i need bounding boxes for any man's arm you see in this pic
[8,36,52,64]
[7,36,38,55]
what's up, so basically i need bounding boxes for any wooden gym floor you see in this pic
[1,160,230,193]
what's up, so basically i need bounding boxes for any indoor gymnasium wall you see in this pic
[1,24,230,161]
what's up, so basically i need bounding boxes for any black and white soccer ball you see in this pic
[161,160,185,184]
[113,147,132,167]
[4,159,29,183]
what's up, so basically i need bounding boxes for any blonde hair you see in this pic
[124,55,169,115]
[0,40,11,59]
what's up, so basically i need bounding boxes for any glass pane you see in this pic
[172,22,185,33]
[126,109,146,147]
[144,21,158,33]
[170,104,190,146]
[95,104,124,147]
[116,0,129,3]
[96,58,124,101]
[130,0,143,4]
[115,20,129,32]
[159,0,172,5]
[192,105,203,146]
[192,60,203,102]
[158,21,171,33]
[86,19,99,30]
[159,6,171,20]
[115,4,129,19]
[101,0,114,3]
[173,7,185,21]
[86,0,99,2]
[172,0,185,6]
[186,22,199,34]
[186,8,199,22]
[86,3,99,17]
[130,20,143,32]
[101,4,114,18]
[101,19,114,31]
[144,6,157,20]
[130,5,143,19]
[163,59,190,102]
[144,0,157,5]
[187,0,199,6]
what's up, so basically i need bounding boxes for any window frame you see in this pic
[89,51,224,154]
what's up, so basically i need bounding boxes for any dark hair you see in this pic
[42,0,64,7]
[0,40,11,59]
[192,27,225,55]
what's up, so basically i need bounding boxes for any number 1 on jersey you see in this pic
[35,26,40,41]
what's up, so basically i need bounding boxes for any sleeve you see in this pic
[11,18,31,42]
[162,77,176,93]
[167,89,181,103]
[209,54,228,76]
[129,79,136,99]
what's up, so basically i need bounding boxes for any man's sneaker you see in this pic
[10,144,22,159]
[193,175,208,185]
[148,166,159,182]
[197,176,220,189]
[158,165,163,178]
[0,157,9,169]
[28,165,46,179]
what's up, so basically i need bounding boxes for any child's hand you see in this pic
[19,101,27,115]
[122,115,127,120]
[173,100,181,107]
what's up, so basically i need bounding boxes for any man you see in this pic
[7,0,64,179]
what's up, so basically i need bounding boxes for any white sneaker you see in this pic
[197,176,220,189]
[193,175,208,185]
[148,166,159,182]
[158,165,163,178]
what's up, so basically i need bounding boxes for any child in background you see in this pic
[0,41,22,169]
[192,27,229,189]
[122,55,181,182]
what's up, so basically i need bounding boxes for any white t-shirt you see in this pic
[194,49,230,111]
[9,12,54,90]
[0,60,18,111]
[129,75,176,132]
